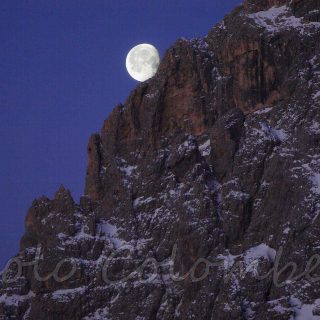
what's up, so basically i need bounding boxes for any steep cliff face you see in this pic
[1,1,320,319]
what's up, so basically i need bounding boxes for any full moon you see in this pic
[126,44,160,82]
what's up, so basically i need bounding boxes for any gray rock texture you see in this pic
[1,0,320,319]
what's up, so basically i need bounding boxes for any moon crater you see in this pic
[126,44,160,82]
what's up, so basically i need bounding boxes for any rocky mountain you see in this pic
[1,0,320,319]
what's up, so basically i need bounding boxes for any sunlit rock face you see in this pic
[1,0,320,319]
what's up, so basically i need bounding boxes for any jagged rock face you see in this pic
[244,0,288,12]
[244,0,320,15]
[1,1,320,319]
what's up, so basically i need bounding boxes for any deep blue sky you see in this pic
[0,0,240,268]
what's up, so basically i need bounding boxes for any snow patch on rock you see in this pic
[199,139,211,157]
[248,5,320,35]
[0,291,35,306]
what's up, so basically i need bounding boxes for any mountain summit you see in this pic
[1,1,320,319]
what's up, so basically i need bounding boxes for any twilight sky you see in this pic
[0,0,240,268]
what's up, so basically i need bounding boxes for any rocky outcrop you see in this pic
[1,1,320,319]
[244,0,288,12]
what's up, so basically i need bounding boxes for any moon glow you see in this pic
[126,44,160,82]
